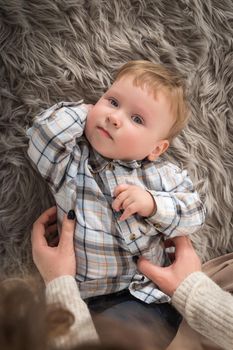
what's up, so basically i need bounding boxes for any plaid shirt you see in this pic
[27,102,205,303]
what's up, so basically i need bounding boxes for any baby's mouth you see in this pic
[97,126,113,139]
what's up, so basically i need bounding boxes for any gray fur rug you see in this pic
[1,0,233,276]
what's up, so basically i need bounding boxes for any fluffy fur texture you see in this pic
[0,0,233,275]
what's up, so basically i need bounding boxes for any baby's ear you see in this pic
[147,140,169,161]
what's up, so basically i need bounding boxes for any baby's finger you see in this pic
[119,203,137,221]
[113,184,129,197]
[112,191,129,211]
[121,197,134,210]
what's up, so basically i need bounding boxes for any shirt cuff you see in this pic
[145,191,175,232]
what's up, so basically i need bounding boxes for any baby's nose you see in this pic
[108,113,122,128]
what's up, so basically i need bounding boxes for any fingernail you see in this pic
[67,210,76,220]
[132,255,139,264]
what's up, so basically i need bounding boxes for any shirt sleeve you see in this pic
[26,101,87,192]
[46,275,99,348]
[145,163,206,237]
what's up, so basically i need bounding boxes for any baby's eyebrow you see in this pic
[107,88,122,97]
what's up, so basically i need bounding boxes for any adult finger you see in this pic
[59,210,76,251]
[45,223,58,235]
[31,206,57,247]
[137,256,165,283]
[171,236,193,257]
[31,206,57,248]
[35,206,57,226]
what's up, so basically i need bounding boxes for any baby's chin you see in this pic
[93,149,141,162]
[91,147,121,160]
[89,144,112,160]
[86,138,140,161]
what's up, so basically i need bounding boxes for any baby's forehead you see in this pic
[107,78,173,108]
[109,76,154,94]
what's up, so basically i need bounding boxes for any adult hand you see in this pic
[137,236,201,296]
[31,206,76,284]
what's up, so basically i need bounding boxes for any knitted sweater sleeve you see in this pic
[171,271,233,350]
[46,275,99,349]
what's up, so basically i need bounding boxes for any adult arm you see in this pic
[31,207,99,348]
[27,102,87,192]
[138,236,233,350]
[46,275,99,348]
[172,271,233,350]
[145,163,206,236]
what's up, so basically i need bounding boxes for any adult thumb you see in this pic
[59,210,76,251]
[137,257,164,285]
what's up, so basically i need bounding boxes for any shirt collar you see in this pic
[87,142,144,172]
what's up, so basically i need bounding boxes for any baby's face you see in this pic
[85,76,174,161]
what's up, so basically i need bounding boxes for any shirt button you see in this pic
[108,163,115,171]
[129,233,136,240]
[154,223,161,229]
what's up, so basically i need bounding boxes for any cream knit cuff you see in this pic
[171,271,207,314]
[46,275,80,302]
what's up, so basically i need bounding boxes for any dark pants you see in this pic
[86,289,182,349]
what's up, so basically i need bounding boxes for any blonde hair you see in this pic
[115,60,189,141]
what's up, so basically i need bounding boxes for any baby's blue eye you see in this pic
[132,115,143,125]
[109,98,118,107]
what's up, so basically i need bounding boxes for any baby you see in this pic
[27,60,205,325]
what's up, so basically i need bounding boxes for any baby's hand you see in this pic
[112,184,156,221]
